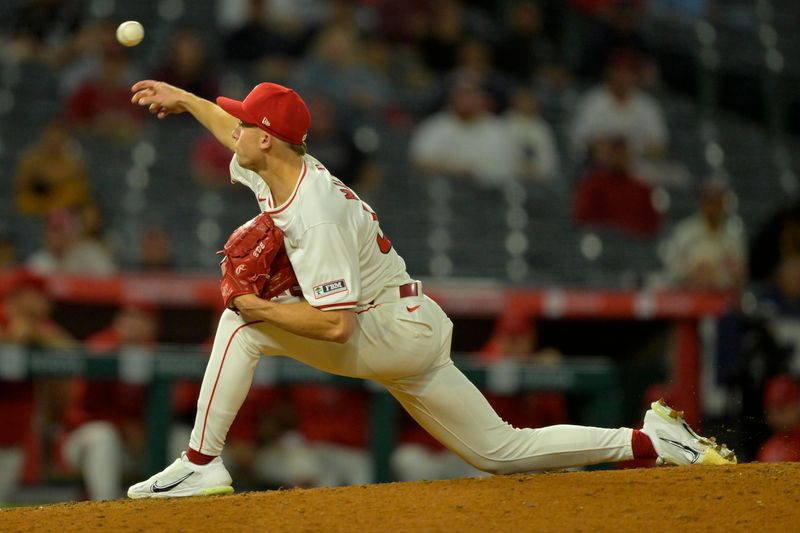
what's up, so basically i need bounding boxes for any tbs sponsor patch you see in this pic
[313,279,347,299]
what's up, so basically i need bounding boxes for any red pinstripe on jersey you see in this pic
[265,161,307,215]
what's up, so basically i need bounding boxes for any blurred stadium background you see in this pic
[2,0,800,504]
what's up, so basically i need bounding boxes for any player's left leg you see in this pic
[381,360,637,473]
[128,308,366,498]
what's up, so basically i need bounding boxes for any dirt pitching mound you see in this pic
[3,462,798,532]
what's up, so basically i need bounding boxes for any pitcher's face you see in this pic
[232,121,268,170]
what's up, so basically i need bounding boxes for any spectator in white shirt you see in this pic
[662,178,746,290]
[570,51,667,162]
[503,86,559,182]
[410,77,516,186]
[26,208,117,276]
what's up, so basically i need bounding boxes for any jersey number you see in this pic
[333,178,392,254]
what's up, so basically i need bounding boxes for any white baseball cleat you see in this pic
[642,399,737,466]
[127,452,234,499]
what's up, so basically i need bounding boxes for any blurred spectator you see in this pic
[57,21,124,95]
[61,301,157,499]
[757,374,800,462]
[10,0,84,63]
[218,0,329,36]
[0,235,17,271]
[191,134,237,187]
[575,0,653,82]
[392,412,484,481]
[409,78,516,185]
[444,38,509,111]
[647,0,706,22]
[662,178,746,290]
[570,51,667,162]
[0,269,73,503]
[136,226,176,272]
[492,1,555,84]
[0,269,73,348]
[573,137,662,236]
[749,199,800,283]
[75,200,109,243]
[418,0,467,73]
[305,94,380,195]
[291,25,392,123]
[64,47,143,142]
[760,256,800,319]
[503,86,560,182]
[14,121,92,217]
[373,0,431,43]
[282,384,373,487]
[225,387,312,489]
[480,312,570,433]
[229,383,374,488]
[26,208,117,276]
[221,0,314,83]
[152,29,219,101]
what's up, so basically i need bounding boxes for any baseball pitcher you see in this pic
[126,81,735,498]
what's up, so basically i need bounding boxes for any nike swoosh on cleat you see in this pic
[660,438,700,463]
[151,472,194,493]
[406,305,421,313]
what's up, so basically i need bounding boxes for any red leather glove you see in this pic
[218,212,284,310]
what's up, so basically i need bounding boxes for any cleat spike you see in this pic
[643,399,737,466]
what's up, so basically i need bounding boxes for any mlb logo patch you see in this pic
[313,279,347,299]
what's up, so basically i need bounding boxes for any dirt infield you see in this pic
[3,462,798,532]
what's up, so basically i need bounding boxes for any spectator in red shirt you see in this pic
[479,312,570,432]
[0,269,73,503]
[61,301,157,500]
[151,29,219,101]
[757,374,800,462]
[224,386,298,489]
[64,47,142,142]
[190,134,236,188]
[573,136,662,237]
[282,384,373,487]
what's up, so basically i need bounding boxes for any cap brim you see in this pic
[216,96,251,123]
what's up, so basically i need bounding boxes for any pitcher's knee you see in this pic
[463,455,516,475]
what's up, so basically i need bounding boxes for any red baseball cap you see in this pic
[216,82,310,146]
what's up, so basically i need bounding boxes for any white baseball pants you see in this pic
[189,295,634,474]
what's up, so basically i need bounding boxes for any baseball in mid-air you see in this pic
[116,20,144,47]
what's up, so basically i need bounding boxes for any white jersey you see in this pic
[229,154,411,311]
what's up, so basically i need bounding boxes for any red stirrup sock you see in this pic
[186,447,216,465]
[631,429,658,460]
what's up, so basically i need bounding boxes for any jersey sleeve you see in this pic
[290,223,361,311]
